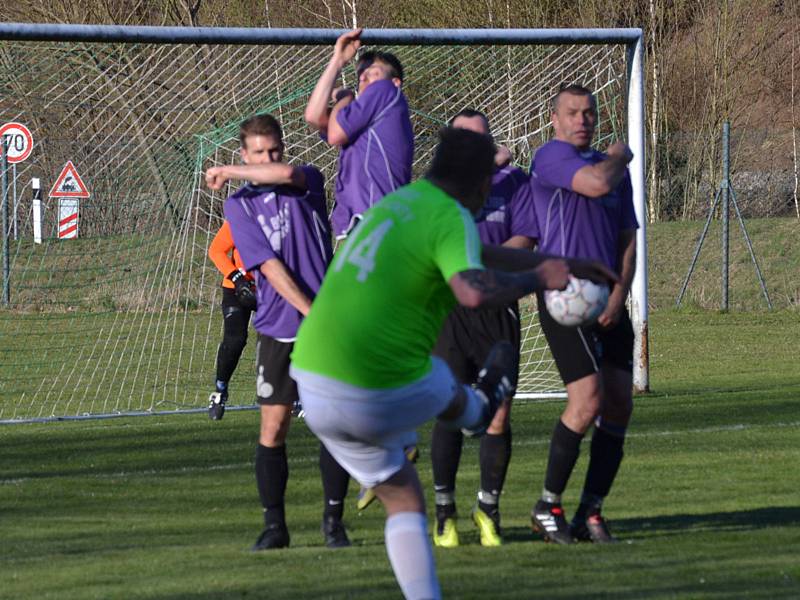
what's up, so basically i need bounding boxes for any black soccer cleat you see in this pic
[251,522,290,551]
[531,500,575,545]
[291,398,305,419]
[571,512,619,544]
[321,515,351,548]
[463,341,516,437]
[208,389,228,421]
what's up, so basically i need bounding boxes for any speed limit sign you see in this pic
[0,122,34,163]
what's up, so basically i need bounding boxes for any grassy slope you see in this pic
[2,309,799,599]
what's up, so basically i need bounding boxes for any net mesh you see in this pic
[0,36,627,421]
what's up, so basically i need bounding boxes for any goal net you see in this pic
[0,26,645,422]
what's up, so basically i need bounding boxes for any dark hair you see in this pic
[239,114,283,148]
[448,108,489,128]
[551,84,595,112]
[427,127,496,194]
[356,50,404,82]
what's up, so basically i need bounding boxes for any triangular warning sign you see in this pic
[49,161,90,198]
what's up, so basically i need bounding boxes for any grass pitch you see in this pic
[2,310,800,599]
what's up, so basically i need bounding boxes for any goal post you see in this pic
[0,24,647,422]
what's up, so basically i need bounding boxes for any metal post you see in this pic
[721,121,730,310]
[2,137,9,305]
[12,163,18,240]
[627,32,649,393]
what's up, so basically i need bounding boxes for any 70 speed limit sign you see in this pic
[0,122,34,163]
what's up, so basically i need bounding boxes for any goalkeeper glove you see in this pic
[228,269,257,311]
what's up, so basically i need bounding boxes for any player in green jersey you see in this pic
[290,127,616,600]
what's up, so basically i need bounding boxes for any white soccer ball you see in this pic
[544,275,610,328]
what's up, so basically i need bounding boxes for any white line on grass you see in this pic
[3,420,799,486]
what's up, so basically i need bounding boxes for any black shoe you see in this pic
[291,399,305,419]
[531,500,574,545]
[571,512,618,544]
[322,516,351,548]
[463,342,516,437]
[251,522,290,551]
[208,389,228,420]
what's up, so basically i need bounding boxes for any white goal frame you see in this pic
[0,24,648,423]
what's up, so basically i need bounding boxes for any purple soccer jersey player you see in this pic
[205,114,352,552]
[224,171,331,340]
[530,139,638,271]
[429,109,540,549]
[331,78,414,237]
[305,28,414,239]
[528,85,638,546]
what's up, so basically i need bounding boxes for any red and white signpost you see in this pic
[49,161,90,240]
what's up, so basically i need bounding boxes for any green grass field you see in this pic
[2,309,799,599]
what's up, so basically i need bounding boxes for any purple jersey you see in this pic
[530,140,638,271]
[224,165,332,340]
[475,165,539,246]
[332,79,414,238]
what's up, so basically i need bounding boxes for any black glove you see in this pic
[228,269,257,311]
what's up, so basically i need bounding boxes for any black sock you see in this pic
[431,420,464,502]
[478,428,512,513]
[543,420,584,498]
[255,443,288,526]
[582,426,625,502]
[320,443,350,521]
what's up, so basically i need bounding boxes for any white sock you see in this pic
[385,512,441,600]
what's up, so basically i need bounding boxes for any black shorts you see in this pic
[537,292,634,385]
[255,333,297,406]
[433,302,521,387]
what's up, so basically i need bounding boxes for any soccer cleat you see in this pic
[251,522,290,551]
[571,512,618,544]
[208,389,228,421]
[356,486,377,512]
[433,516,459,548]
[471,505,502,547]
[531,501,575,545]
[321,516,351,548]
[291,399,305,419]
[463,341,516,437]
[357,446,418,512]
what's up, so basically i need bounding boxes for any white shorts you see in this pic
[291,358,458,488]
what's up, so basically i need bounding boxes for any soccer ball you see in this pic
[544,276,609,328]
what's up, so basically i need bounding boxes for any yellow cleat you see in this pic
[472,506,502,547]
[433,516,459,548]
[356,486,377,512]
[357,446,418,512]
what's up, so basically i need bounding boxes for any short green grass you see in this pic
[2,310,799,599]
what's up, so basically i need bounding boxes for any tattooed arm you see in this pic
[449,259,570,309]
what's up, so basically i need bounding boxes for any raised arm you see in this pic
[260,259,313,317]
[206,163,307,191]
[304,29,361,145]
[570,142,633,198]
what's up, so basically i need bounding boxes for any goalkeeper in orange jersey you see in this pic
[207,220,257,420]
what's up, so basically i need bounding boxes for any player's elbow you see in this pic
[304,108,326,131]
[327,127,348,146]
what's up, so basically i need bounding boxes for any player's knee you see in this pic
[259,413,290,445]
[601,397,633,426]
[224,333,248,354]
